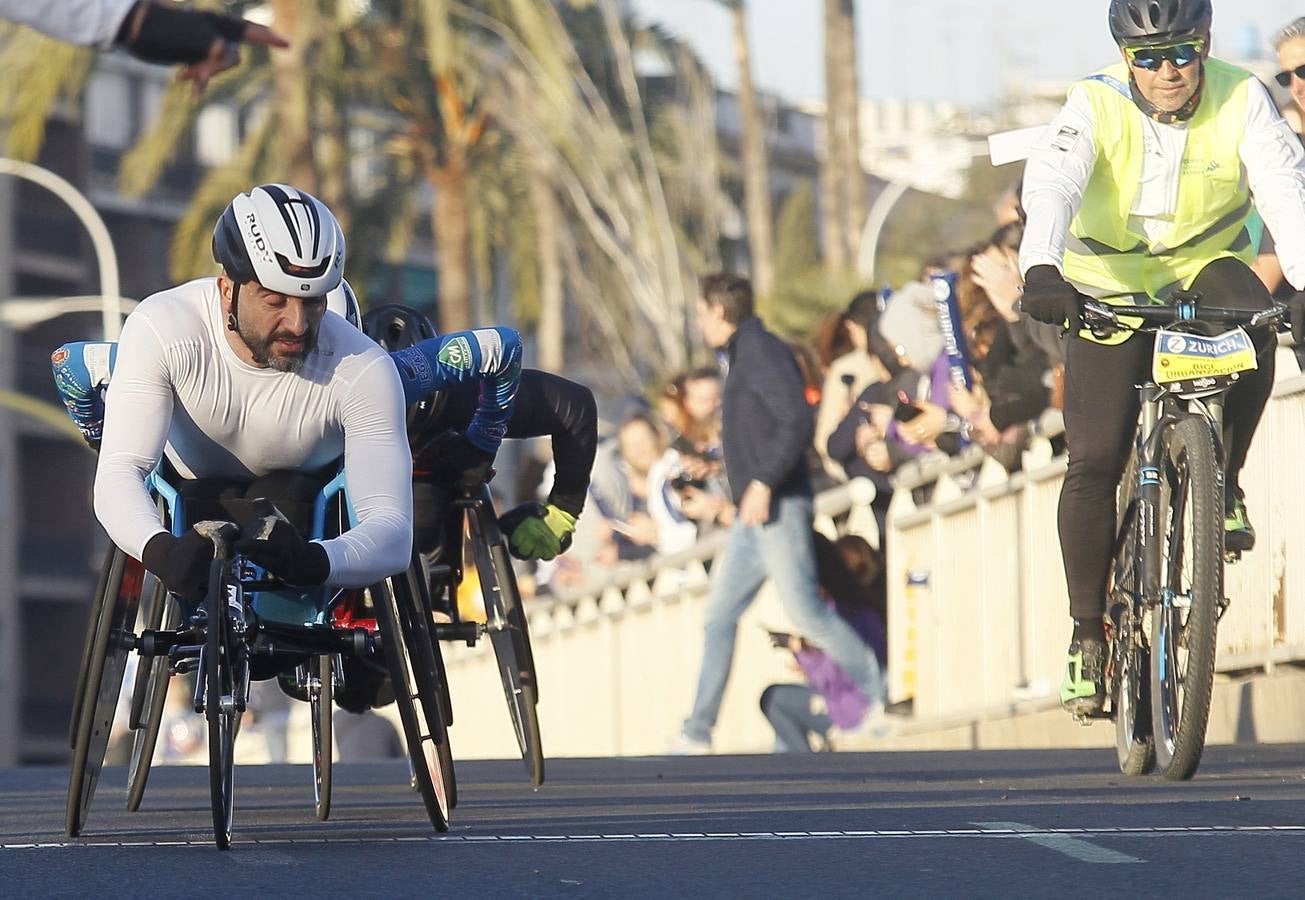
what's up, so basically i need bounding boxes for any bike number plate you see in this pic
[1152,327,1256,387]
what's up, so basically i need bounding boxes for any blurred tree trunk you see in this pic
[268,0,318,191]
[821,0,846,273]
[729,1,774,297]
[530,163,564,372]
[833,0,865,267]
[428,150,472,331]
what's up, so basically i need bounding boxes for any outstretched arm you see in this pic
[389,327,523,453]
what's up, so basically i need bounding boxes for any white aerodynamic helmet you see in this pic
[212,184,345,297]
[325,278,361,328]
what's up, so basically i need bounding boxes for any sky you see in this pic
[630,0,1305,109]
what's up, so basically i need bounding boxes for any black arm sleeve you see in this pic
[436,369,598,517]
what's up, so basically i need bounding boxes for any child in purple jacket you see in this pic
[760,533,888,752]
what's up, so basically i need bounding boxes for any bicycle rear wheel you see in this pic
[372,573,451,832]
[1110,453,1154,776]
[311,655,333,821]
[205,561,239,850]
[127,584,177,811]
[67,548,144,837]
[470,506,543,786]
[1151,416,1222,780]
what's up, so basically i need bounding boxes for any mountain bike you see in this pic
[1082,293,1286,780]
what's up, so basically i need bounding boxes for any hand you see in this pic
[182,21,287,94]
[864,439,893,473]
[1020,265,1084,332]
[679,487,729,524]
[436,431,496,491]
[622,512,660,547]
[678,454,714,481]
[1288,291,1305,344]
[971,247,1024,322]
[142,529,215,601]
[738,480,772,527]
[499,502,577,561]
[901,401,948,447]
[234,510,329,587]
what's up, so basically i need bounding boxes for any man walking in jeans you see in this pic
[671,274,887,754]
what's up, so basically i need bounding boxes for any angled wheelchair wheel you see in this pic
[372,569,451,832]
[469,502,543,787]
[67,547,145,836]
[69,547,121,750]
[405,564,456,809]
[311,654,334,821]
[127,582,178,811]
[204,559,240,850]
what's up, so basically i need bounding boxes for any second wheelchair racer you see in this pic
[361,305,599,569]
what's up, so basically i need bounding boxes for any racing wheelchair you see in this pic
[66,462,454,849]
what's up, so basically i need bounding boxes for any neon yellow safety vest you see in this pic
[1064,58,1254,344]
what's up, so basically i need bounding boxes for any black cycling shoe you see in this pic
[1224,491,1255,554]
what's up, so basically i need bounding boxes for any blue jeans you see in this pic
[682,494,885,743]
[761,683,830,753]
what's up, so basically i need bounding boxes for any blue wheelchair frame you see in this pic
[145,464,356,627]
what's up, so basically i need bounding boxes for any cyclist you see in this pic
[361,305,598,569]
[1019,0,1305,716]
[70,184,522,605]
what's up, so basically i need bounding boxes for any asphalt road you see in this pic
[3,745,1305,897]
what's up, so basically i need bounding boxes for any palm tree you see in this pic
[822,0,865,272]
[716,0,773,297]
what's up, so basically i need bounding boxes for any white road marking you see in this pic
[976,821,1143,865]
[2,824,1303,851]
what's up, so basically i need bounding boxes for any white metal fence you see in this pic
[441,372,1305,759]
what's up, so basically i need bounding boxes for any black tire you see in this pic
[126,590,178,811]
[66,549,143,837]
[205,560,238,850]
[1151,416,1222,780]
[311,655,333,821]
[372,573,451,832]
[405,564,457,809]
[1110,455,1155,776]
[470,506,543,786]
[69,547,119,749]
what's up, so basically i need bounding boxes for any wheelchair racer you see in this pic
[62,183,523,606]
[1018,0,1305,717]
[361,305,598,568]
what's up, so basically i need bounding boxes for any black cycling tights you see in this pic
[1059,257,1276,621]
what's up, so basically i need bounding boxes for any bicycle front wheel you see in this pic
[1110,452,1154,776]
[1150,416,1222,780]
[311,655,333,821]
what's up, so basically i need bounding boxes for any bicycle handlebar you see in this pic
[1081,297,1289,337]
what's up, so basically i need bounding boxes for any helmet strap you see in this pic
[1128,63,1205,124]
[227,281,242,332]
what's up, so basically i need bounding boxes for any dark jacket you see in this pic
[720,316,813,504]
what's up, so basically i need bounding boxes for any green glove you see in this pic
[501,502,577,561]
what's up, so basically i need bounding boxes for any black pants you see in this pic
[1058,258,1276,621]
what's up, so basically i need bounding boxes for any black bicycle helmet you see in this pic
[361,304,449,436]
[1108,0,1212,48]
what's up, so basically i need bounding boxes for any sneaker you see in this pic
[1060,639,1106,716]
[666,732,712,755]
[827,703,894,750]
[1224,493,1255,553]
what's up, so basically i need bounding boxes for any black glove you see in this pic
[116,1,248,66]
[1288,291,1305,345]
[142,529,215,601]
[422,430,493,487]
[233,508,330,587]
[1020,265,1084,332]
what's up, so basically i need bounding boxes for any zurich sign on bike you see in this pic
[1152,327,1256,386]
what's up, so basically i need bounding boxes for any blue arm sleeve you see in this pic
[51,340,118,445]
[389,327,523,452]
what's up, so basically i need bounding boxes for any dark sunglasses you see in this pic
[1126,40,1204,71]
[1275,64,1305,87]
